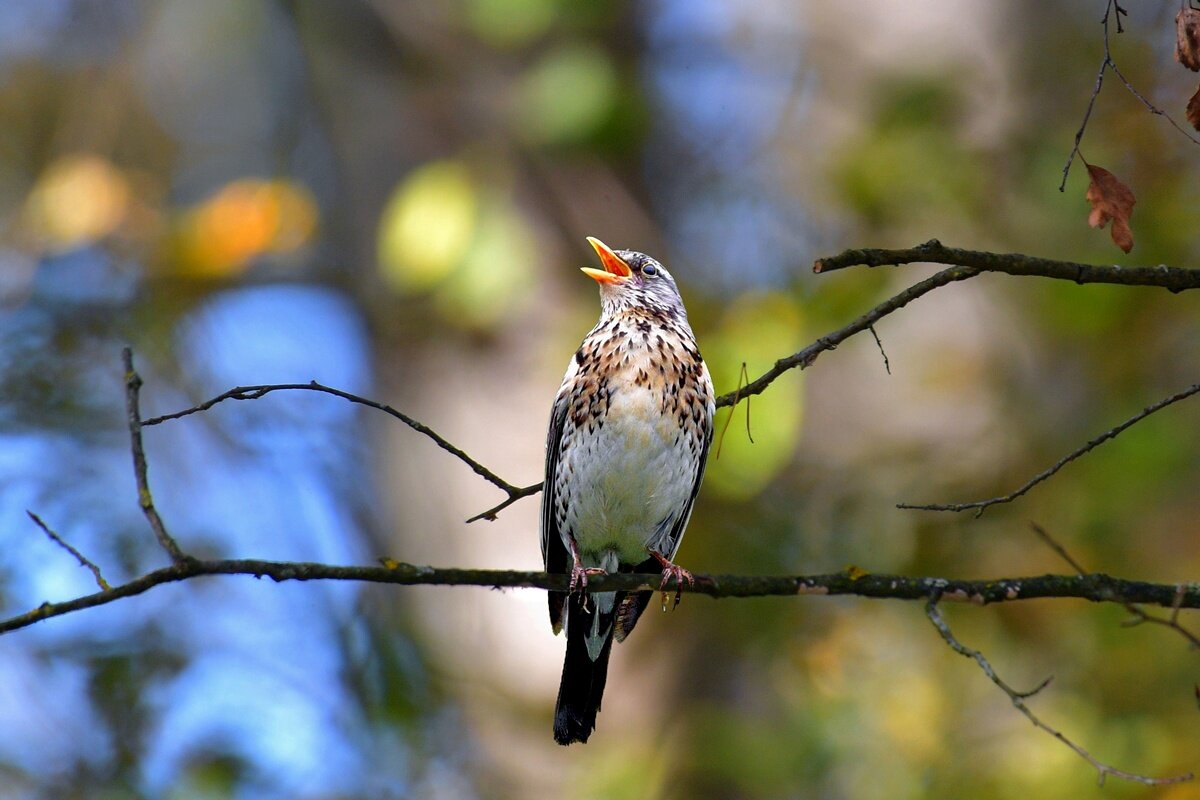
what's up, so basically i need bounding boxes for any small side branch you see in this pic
[465,482,543,523]
[123,349,188,563]
[3,561,1200,636]
[1060,0,1199,190]
[812,239,1200,292]
[26,511,109,591]
[716,264,983,407]
[142,380,536,521]
[900,381,1200,515]
[926,598,1193,787]
[1033,523,1200,649]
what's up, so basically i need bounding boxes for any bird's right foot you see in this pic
[569,563,607,593]
[567,537,606,594]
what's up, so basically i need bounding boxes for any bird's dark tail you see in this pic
[554,592,616,745]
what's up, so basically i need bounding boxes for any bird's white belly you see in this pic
[560,386,695,565]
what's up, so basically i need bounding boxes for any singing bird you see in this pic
[542,237,715,745]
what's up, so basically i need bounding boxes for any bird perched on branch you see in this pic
[542,237,715,745]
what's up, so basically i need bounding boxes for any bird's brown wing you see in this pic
[541,386,572,633]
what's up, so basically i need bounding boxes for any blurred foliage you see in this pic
[1,0,1199,798]
[706,292,804,499]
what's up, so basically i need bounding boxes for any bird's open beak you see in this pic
[581,237,632,284]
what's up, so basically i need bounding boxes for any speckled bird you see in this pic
[542,237,714,745]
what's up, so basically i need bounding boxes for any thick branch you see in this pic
[4,560,1199,636]
[813,239,1200,291]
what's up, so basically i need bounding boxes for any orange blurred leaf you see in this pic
[1176,9,1200,71]
[1085,164,1136,254]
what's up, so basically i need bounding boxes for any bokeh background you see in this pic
[2,0,1200,797]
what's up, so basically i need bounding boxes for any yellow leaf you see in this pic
[377,160,479,293]
[24,155,130,249]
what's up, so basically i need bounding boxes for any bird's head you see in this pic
[581,237,686,319]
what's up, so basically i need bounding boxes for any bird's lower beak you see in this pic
[581,237,632,284]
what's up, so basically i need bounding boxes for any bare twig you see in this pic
[1060,0,1199,190]
[899,381,1200,515]
[717,263,983,408]
[1030,522,1089,575]
[123,348,188,563]
[868,325,891,375]
[142,379,539,523]
[26,511,109,591]
[1032,523,1200,649]
[1060,50,1108,190]
[926,598,1193,787]
[464,482,543,523]
[4,561,1200,637]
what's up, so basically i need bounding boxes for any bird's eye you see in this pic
[641,263,658,277]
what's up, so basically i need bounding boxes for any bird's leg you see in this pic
[567,536,607,594]
[649,549,693,611]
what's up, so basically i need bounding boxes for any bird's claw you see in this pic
[569,564,607,594]
[649,550,693,611]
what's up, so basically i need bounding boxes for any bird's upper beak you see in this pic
[581,237,632,284]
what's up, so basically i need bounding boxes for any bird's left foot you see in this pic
[649,550,693,611]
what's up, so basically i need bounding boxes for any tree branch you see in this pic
[900,381,1200,515]
[26,511,109,591]
[141,377,543,522]
[724,236,1200,412]
[926,597,1192,787]
[1032,522,1200,649]
[715,263,983,407]
[1060,0,1200,190]
[123,348,188,563]
[812,239,1200,292]
[4,560,1199,637]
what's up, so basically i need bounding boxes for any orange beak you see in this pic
[581,237,632,284]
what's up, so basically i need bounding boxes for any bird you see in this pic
[542,237,715,745]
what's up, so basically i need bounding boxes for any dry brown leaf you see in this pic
[1085,164,1136,254]
[1177,9,1200,71]
[1189,83,1200,131]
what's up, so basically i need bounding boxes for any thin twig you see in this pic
[1060,54,1108,191]
[142,380,538,523]
[26,511,109,591]
[464,482,543,523]
[868,325,891,375]
[1030,522,1088,574]
[145,381,527,495]
[717,263,983,408]
[1033,522,1200,649]
[899,381,1200,515]
[926,598,1193,787]
[1060,0,1199,191]
[123,349,188,563]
